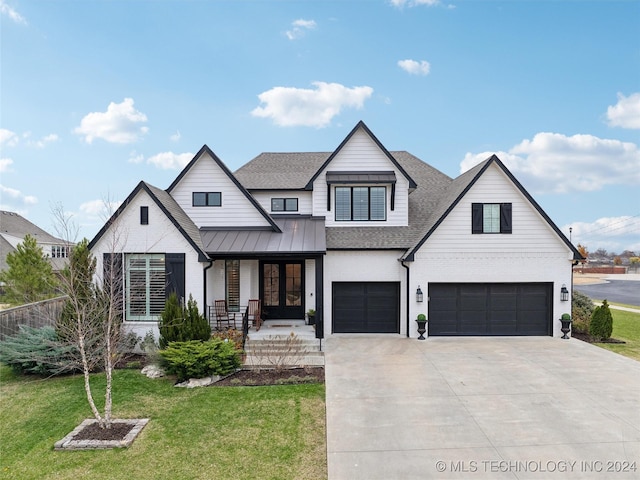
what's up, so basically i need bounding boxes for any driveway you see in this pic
[325,336,640,479]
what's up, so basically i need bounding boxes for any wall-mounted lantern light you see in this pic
[560,284,569,302]
[416,286,424,303]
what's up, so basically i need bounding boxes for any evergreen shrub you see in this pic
[159,339,241,381]
[571,290,594,334]
[589,299,613,340]
[158,293,211,348]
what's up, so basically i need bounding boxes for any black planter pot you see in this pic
[416,320,427,340]
[560,319,572,339]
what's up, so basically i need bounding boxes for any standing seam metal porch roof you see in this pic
[200,216,326,256]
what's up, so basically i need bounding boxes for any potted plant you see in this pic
[416,313,427,340]
[306,309,316,326]
[560,313,572,339]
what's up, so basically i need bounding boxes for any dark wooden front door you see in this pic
[260,261,305,319]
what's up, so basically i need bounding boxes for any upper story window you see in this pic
[472,203,512,234]
[193,192,222,207]
[335,186,386,221]
[51,245,69,258]
[271,198,298,212]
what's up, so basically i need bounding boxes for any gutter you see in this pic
[401,260,410,338]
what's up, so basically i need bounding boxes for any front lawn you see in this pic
[0,365,326,480]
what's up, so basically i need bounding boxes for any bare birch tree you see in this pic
[52,202,127,429]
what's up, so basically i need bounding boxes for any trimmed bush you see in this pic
[159,339,241,381]
[158,293,211,349]
[589,299,613,340]
[0,325,79,376]
[572,290,594,334]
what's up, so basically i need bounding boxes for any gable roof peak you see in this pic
[304,120,418,190]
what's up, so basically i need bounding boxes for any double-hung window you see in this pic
[472,203,512,234]
[335,186,386,221]
[126,254,166,321]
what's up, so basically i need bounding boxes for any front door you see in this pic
[260,261,305,319]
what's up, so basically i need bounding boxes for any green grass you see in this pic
[593,307,640,361]
[0,366,326,480]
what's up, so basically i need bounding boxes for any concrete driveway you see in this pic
[325,336,640,479]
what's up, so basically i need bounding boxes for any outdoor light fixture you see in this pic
[560,284,569,302]
[416,286,424,303]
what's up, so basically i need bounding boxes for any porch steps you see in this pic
[243,323,324,367]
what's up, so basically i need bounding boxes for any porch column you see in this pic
[315,255,324,339]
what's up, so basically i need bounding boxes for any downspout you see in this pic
[203,259,214,319]
[401,260,410,338]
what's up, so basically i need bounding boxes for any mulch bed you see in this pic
[72,421,135,441]
[571,332,626,344]
[212,367,325,386]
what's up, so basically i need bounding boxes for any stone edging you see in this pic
[54,418,149,450]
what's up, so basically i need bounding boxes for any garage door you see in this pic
[333,282,399,333]
[428,283,552,336]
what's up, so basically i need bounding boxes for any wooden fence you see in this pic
[0,296,67,341]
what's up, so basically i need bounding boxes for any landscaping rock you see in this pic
[141,364,165,378]
[175,375,221,388]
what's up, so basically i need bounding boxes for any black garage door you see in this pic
[428,283,552,336]
[333,282,400,333]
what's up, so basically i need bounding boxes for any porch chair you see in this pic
[213,300,236,330]
[247,299,262,331]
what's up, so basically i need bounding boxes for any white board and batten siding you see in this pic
[311,129,410,227]
[323,250,406,337]
[91,189,205,341]
[410,163,574,337]
[251,191,313,216]
[170,152,272,228]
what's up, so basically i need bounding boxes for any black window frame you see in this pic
[335,186,387,222]
[472,203,512,234]
[193,192,222,207]
[271,197,299,212]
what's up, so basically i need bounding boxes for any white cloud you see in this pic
[28,133,59,148]
[0,184,37,205]
[128,151,144,164]
[146,151,193,170]
[0,158,13,172]
[251,81,374,128]
[606,92,640,130]
[285,18,317,40]
[0,0,27,24]
[79,199,122,219]
[74,98,149,144]
[563,216,640,253]
[390,0,440,7]
[398,59,431,76]
[170,130,181,142]
[0,128,19,147]
[461,132,640,194]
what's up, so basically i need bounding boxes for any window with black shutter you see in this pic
[472,203,512,234]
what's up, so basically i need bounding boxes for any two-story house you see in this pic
[88,121,582,340]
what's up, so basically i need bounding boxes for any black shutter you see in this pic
[471,203,483,234]
[165,253,185,301]
[500,203,512,234]
[103,253,124,317]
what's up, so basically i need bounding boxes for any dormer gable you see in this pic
[167,145,280,232]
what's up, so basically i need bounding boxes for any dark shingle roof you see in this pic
[234,152,329,190]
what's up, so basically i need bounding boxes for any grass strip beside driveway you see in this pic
[0,367,326,480]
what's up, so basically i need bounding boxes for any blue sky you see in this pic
[1,0,639,255]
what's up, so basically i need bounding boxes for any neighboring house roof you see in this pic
[88,181,210,262]
[401,155,583,262]
[0,210,69,272]
[168,145,281,233]
[200,216,326,257]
